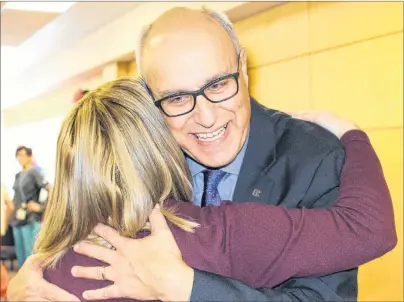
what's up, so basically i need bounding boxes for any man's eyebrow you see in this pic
[157,72,231,98]
[158,89,188,99]
[203,72,231,86]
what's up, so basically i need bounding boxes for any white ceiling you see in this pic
[2,2,140,77]
[1,1,282,110]
[1,1,141,109]
[1,2,77,48]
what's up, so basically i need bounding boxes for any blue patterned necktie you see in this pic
[202,169,227,207]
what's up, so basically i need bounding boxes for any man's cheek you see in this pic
[165,115,188,131]
[171,130,189,150]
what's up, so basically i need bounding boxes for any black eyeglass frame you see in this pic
[148,55,241,117]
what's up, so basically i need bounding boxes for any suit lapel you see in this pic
[233,98,277,204]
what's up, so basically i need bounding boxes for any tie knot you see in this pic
[203,169,227,188]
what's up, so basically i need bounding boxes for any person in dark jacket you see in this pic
[11,146,50,268]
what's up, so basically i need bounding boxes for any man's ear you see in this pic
[239,47,249,87]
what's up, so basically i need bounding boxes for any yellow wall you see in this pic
[235,2,403,301]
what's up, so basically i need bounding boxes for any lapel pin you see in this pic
[252,189,261,197]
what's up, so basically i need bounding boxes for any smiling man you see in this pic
[89,7,354,301]
[8,6,358,302]
[125,7,355,301]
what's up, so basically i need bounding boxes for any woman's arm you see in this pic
[167,129,397,288]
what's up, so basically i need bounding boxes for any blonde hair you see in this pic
[35,76,198,267]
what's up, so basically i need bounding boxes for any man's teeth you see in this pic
[195,125,227,141]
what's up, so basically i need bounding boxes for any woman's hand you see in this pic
[291,111,359,139]
[7,254,79,301]
[72,205,194,302]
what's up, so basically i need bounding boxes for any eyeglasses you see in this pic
[151,56,240,117]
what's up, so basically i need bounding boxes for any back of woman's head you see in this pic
[35,76,195,266]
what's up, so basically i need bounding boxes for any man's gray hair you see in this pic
[135,6,241,74]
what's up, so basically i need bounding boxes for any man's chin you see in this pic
[183,143,239,167]
[193,153,236,169]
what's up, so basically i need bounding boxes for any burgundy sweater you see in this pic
[44,130,397,301]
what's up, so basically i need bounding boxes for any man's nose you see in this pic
[192,95,218,129]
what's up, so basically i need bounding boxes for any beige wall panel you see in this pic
[235,3,309,68]
[249,56,310,111]
[311,33,403,129]
[309,2,403,52]
[359,128,403,302]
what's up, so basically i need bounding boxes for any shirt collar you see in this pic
[186,127,250,177]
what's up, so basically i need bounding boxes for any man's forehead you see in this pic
[145,18,225,51]
[141,8,233,67]
[149,7,211,32]
[143,29,235,76]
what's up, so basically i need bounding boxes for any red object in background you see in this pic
[72,89,85,103]
[0,241,9,299]
[0,263,8,298]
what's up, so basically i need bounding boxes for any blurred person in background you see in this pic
[31,159,50,204]
[11,146,51,269]
[32,158,44,177]
[1,183,14,239]
[6,77,396,301]
[1,183,14,300]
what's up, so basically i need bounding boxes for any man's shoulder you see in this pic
[248,101,345,209]
[252,101,343,157]
[282,113,343,153]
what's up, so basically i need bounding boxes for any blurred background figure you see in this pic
[1,183,14,240]
[1,183,14,300]
[10,146,50,269]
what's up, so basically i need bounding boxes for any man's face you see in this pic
[144,25,251,168]
[16,150,31,168]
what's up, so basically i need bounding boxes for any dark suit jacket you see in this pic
[190,98,355,301]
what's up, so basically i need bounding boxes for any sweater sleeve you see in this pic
[168,130,397,288]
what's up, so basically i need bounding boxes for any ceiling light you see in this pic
[3,1,76,13]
